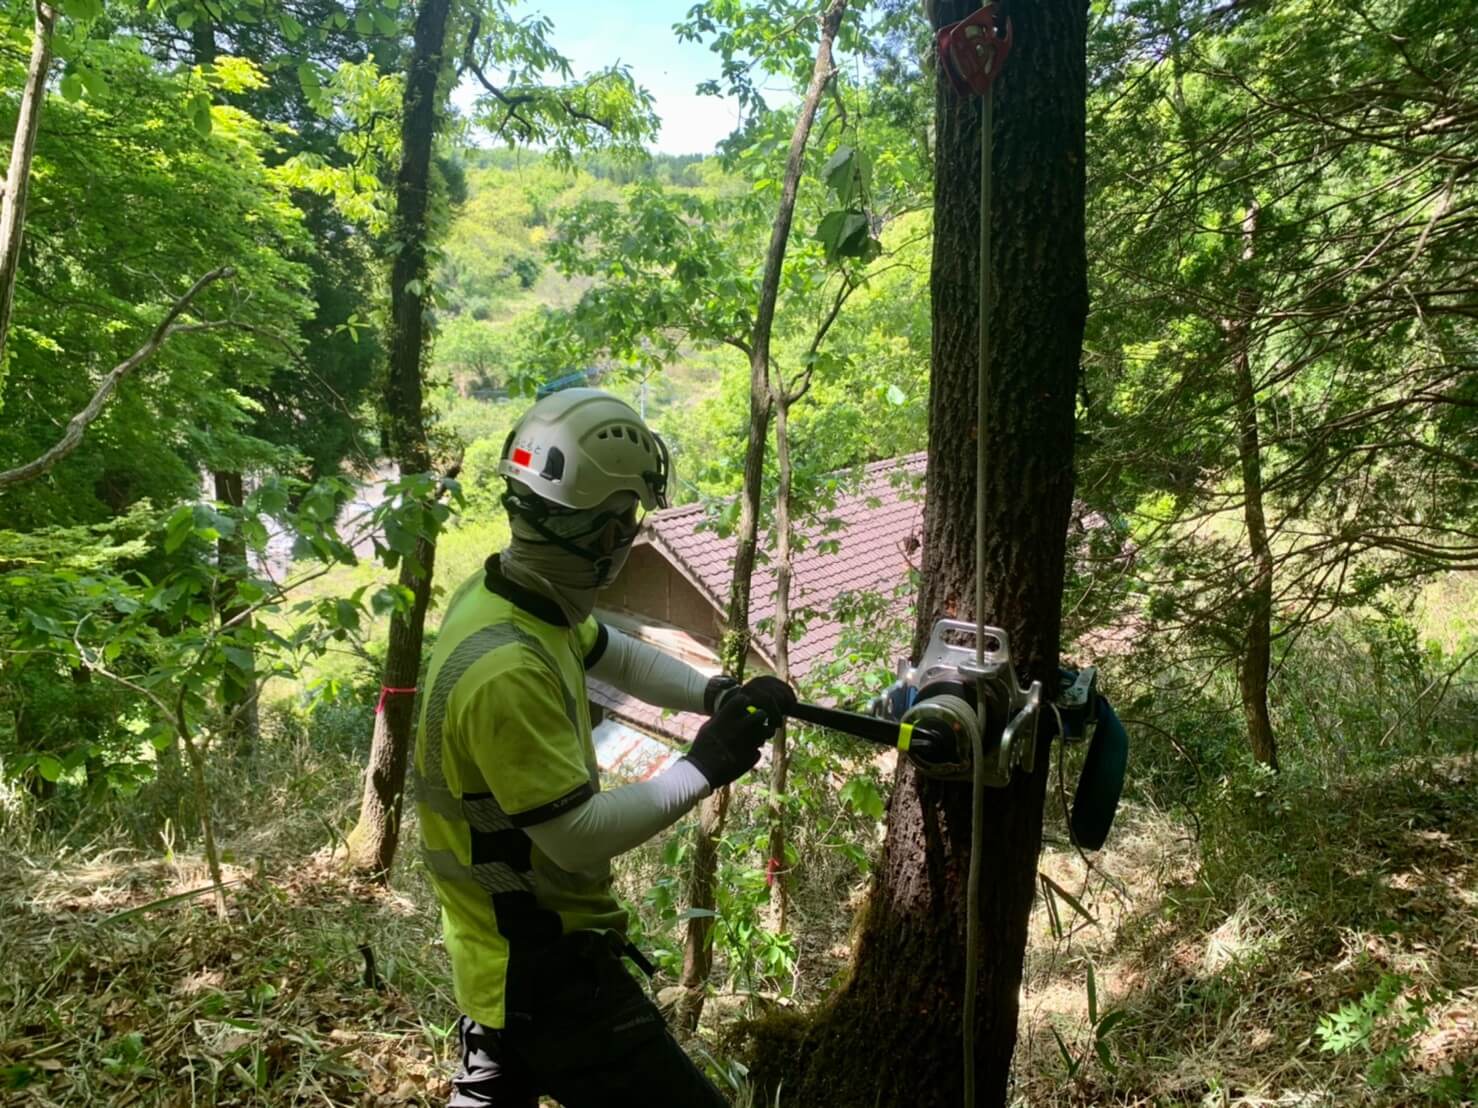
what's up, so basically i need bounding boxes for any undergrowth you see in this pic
[2,608,1475,1106]
[1016,613,1478,1107]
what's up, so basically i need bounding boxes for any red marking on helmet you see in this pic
[512,447,533,466]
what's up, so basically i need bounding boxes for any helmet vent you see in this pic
[597,429,609,439]
[541,446,566,482]
[625,426,639,443]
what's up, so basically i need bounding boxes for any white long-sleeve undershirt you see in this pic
[523,758,711,873]
[523,624,723,873]
[586,624,712,714]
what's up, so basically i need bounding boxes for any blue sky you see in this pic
[456,0,780,156]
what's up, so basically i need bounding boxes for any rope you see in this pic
[375,686,419,714]
[964,69,996,1108]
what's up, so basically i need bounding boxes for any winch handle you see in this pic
[786,700,905,747]
[785,700,949,761]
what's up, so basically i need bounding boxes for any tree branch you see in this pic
[461,13,620,135]
[0,266,235,492]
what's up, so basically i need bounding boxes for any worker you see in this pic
[413,387,795,1106]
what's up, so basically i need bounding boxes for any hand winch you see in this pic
[782,618,1129,849]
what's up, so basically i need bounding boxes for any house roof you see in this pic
[640,451,927,683]
[588,681,707,745]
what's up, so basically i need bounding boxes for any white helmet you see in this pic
[497,388,670,511]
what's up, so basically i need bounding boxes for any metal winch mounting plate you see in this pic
[895,620,1044,784]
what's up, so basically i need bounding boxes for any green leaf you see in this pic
[676,907,717,921]
[1039,871,1099,927]
[61,0,102,21]
[37,756,63,783]
[223,646,255,672]
[815,209,872,263]
[60,73,83,101]
[834,212,872,257]
[822,145,857,203]
[839,776,884,821]
[815,209,849,251]
[297,62,321,96]
[188,93,214,137]
[1049,1026,1079,1078]
[885,384,906,406]
[382,515,416,556]
[79,67,107,98]
[176,9,195,30]
[333,598,361,632]
[373,9,397,34]
[354,9,374,35]
[164,506,195,553]
[1086,961,1099,1025]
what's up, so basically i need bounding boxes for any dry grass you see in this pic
[0,845,454,1106]
[3,731,1475,1105]
[1014,755,1478,1107]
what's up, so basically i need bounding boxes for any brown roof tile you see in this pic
[642,452,926,683]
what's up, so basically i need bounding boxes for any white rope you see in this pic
[964,64,996,1108]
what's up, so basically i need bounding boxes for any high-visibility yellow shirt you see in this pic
[414,555,624,1028]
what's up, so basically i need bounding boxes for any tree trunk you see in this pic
[344,0,449,879]
[0,1,57,369]
[747,0,1088,1103]
[675,0,849,1035]
[765,391,796,932]
[1230,200,1278,770]
[213,470,260,753]
[346,533,437,873]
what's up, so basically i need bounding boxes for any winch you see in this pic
[783,617,1128,850]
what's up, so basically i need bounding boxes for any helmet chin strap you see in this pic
[501,486,639,591]
[501,505,638,631]
[513,504,614,584]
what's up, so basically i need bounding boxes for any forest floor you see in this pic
[3,748,1475,1106]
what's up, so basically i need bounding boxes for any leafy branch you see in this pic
[0,266,237,491]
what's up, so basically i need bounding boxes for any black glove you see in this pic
[682,694,774,789]
[737,675,797,728]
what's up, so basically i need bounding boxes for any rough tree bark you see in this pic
[747,0,1088,1103]
[675,0,850,1035]
[1229,200,1278,770]
[0,1,57,368]
[344,0,449,879]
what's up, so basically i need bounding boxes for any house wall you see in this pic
[596,542,771,676]
[598,543,724,643]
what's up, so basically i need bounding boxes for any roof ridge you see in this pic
[649,450,926,525]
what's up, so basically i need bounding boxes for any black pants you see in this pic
[448,932,728,1107]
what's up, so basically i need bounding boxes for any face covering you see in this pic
[500,492,641,625]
